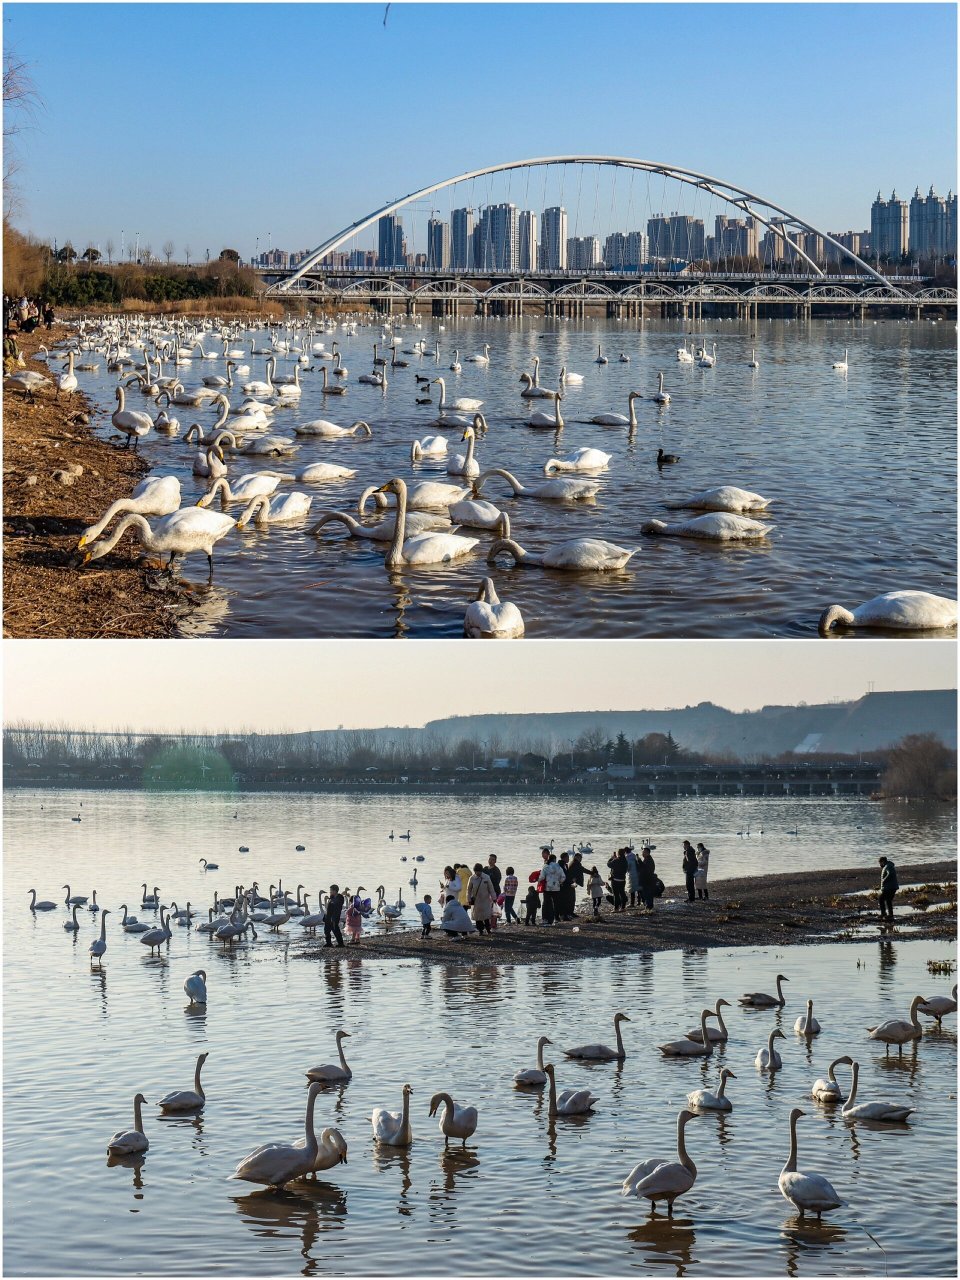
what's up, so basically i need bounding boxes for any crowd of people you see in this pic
[3,294,55,335]
[411,840,714,941]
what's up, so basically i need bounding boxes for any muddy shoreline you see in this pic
[295,860,957,965]
[3,324,181,638]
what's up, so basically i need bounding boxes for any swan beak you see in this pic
[77,535,87,549]
[82,551,92,564]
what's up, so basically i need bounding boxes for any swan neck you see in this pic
[843,1062,859,1110]
[94,514,151,556]
[134,1096,144,1135]
[385,483,407,568]
[677,1115,696,1176]
[717,1073,727,1098]
[785,1113,798,1172]
[337,1035,349,1071]
[547,1072,558,1117]
[716,1003,728,1036]
[304,1087,319,1153]
[615,1018,625,1057]
[194,1057,205,1097]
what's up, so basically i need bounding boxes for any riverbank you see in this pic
[3,325,180,638]
[298,860,956,964]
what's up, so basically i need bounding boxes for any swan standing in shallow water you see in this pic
[474,466,598,502]
[183,970,207,1004]
[591,391,641,427]
[111,386,154,449]
[82,509,235,580]
[740,973,789,1006]
[544,1063,599,1117]
[373,478,479,569]
[622,1110,699,1216]
[514,1036,553,1085]
[756,1027,786,1072]
[818,591,957,635]
[89,910,110,966]
[372,1083,413,1146]
[918,984,957,1027]
[78,476,182,548]
[811,1055,853,1102]
[305,1030,352,1082]
[544,447,611,474]
[488,536,636,572]
[108,1093,149,1156]
[642,513,773,541]
[159,1053,208,1111]
[867,995,926,1055]
[779,1108,844,1220]
[795,999,822,1036]
[429,1092,478,1147]
[566,1012,630,1061]
[687,1068,736,1112]
[841,1060,913,1122]
[464,577,525,639]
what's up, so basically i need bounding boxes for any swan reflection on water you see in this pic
[626,1216,698,1276]
[781,1217,849,1278]
[370,1144,413,1216]
[432,1146,480,1197]
[232,1182,348,1265]
[106,1151,146,1193]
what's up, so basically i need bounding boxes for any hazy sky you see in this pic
[4,640,955,733]
[5,3,956,254]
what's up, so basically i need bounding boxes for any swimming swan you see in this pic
[666,486,772,513]
[372,1083,413,1146]
[305,1030,352,1082]
[488,537,636,572]
[107,1093,149,1156]
[294,419,372,439]
[447,424,481,478]
[841,1060,913,1122]
[687,1068,736,1112]
[198,473,289,507]
[474,467,599,502]
[464,577,525,639]
[811,1055,853,1102]
[359,480,471,513]
[756,1027,786,1072]
[231,1083,345,1189]
[591,392,642,427]
[432,377,482,412]
[642,513,773,541]
[411,434,448,460]
[660,1010,715,1058]
[795,999,822,1036]
[527,390,565,428]
[371,479,478,568]
[622,1109,699,1216]
[685,998,731,1043]
[818,591,957,635]
[544,447,611,474]
[566,1012,630,1060]
[514,1036,553,1086]
[544,1063,599,1117]
[740,973,789,1007]
[159,1053,209,1111]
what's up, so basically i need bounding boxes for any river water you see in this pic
[4,787,956,1276]
[65,315,956,638]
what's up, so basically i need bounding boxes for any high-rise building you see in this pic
[518,210,538,272]
[870,190,909,260]
[451,207,475,269]
[477,203,519,271]
[825,231,865,265]
[427,218,451,270]
[539,206,568,270]
[647,215,705,263]
[712,215,758,262]
[378,214,404,269]
[603,231,647,271]
[566,236,601,271]
[909,185,956,258]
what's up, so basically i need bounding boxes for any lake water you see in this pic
[64,315,956,638]
[4,787,956,1276]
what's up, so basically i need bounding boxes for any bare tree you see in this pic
[163,239,174,265]
[105,237,114,264]
[3,49,41,218]
[142,243,152,265]
[183,244,191,266]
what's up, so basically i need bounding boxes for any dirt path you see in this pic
[296,860,956,965]
[3,325,180,637]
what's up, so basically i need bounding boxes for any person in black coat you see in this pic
[607,848,628,912]
[324,884,345,947]
[638,847,657,911]
[682,841,698,902]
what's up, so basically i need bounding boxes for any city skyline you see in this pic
[6,4,956,256]
[4,641,955,735]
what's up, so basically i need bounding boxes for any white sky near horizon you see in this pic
[2,640,955,734]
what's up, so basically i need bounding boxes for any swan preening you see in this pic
[566,1012,630,1061]
[818,591,957,635]
[779,1108,844,1220]
[687,1068,736,1112]
[622,1110,698,1216]
[159,1053,208,1111]
[183,969,207,1004]
[867,995,926,1055]
[545,1063,599,1117]
[429,1092,478,1147]
[231,1082,347,1189]
[372,1083,413,1146]
[488,536,636,572]
[464,577,525,639]
[841,1060,913,1122]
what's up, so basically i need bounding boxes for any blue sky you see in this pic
[5,3,957,258]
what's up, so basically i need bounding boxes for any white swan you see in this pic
[514,1036,553,1086]
[590,391,642,427]
[559,365,584,384]
[677,341,694,364]
[685,998,731,1044]
[231,1083,341,1190]
[192,445,227,479]
[918,984,958,1027]
[466,343,490,364]
[464,577,525,639]
[756,1027,786,1072]
[63,884,88,906]
[119,904,149,933]
[832,349,848,371]
[544,447,611,474]
[82,509,235,578]
[795,999,822,1036]
[698,343,717,368]
[198,473,288,507]
[28,889,57,911]
[429,1091,478,1147]
[660,1009,715,1058]
[111,386,153,448]
[305,1030,352,1082]
[89,910,110,966]
[527,390,565,428]
[642,513,773,541]
[740,973,789,1006]
[449,349,461,372]
[238,435,299,457]
[488,536,636,572]
[372,478,479,568]
[63,903,82,931]
[371,1083,413,1146]
[107,1093,149,1156]
[236,492,312,527]
[666,485,772,513]
[779,1108,844,1220]
[410,434,448,460]
[294,418,372,439]
[812,1055,853,1102]
[183,969,208,1004]
[687,1067,736,1112]
[818,591,957,635]
[841,1060,913,1122]
[866,995,925,1055]
[544,1063,599,1117]
[242,357,276,398]
[56,350,78,397]
[622,1110,698,1216]
[748,349,760,369]
[297,462,357,483]
[595,344,608,365]
[318,364,347,395]
[447,425,481,478]
[652,372,671,404]
[159,1053,208,1111]
[432,377,482,412]
[311,508,451,543]
[566,1012,631,1061]
[474,466,598,503]
[448,499,507,531]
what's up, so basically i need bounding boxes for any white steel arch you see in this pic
[278,155,896,293]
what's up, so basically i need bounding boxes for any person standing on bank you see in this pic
[878,855,899,923]
[557,851,574,920]
[638,846,657,912]
[541,854,565,925]
[324,884,346,948]
[607,847,628,913]
[468,863,497,936]
[502,866,520,923]
[485,854,502,896]
[588,866,605,917]
[695,843,710,900]
[626,844,640,908]
[682,841,698,903]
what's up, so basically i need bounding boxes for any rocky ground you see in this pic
[296,860,957,965]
